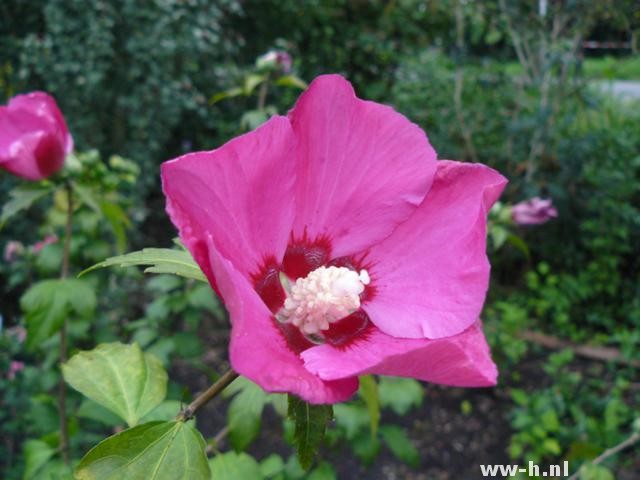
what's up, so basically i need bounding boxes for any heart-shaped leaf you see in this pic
[62,342,167,427]
[75,421,209,480]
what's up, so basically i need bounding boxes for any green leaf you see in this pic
[244,73,267,95]
[379,425,419,468]
[287,395,333,470]
[141,400,183,423]
[208,451,263,480]
[75,421,209,480]
[274,75,308,90]
[351,431,381,465]
[259,454,284,478]
[0,183,52,228]
[99,201,131,253]
[80,248,207,282]
[62,342,167,427]
[580,464,615,480]
[227,378,268,451]
[23,439,55,480]
[209,87,243,104]
[506,233,531,259]
[307,462,336,480]
[378,377,424,415]
[333,404,370,440]
[21,279,96,350]
[77,399,123,427]
[358,375,380,437]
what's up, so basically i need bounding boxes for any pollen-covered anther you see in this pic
[276,266,370,336]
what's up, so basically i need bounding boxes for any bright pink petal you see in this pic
[301,321,497,387]
[161,116,297,284]
[0,92,71,181]
[288,74,437,257]
[364,160,507,339]
[209,238,358,403]
[8,92,73,153]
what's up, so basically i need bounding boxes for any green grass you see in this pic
[582,55,640,80]
[501,55,640,80]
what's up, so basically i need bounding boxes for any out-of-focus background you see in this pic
[1,1,639,479]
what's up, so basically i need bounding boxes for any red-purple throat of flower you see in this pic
[252,236,374,353]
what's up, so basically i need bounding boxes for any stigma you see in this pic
[276,265,370,337]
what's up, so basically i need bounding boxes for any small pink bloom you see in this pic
[0,91,73,181]
[32,234,59,253]
[162,75,507,403]
[7,326,27,344]
[3,240,24,262]
[7,360,25,380]
[257,50,293,74]
[511,197,558,225]
[275,51,293,74]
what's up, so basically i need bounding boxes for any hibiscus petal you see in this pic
[0,108,66,181]
[8,92,73,153]
[288,74,437,258]
[162,116,297,284]
[301,321,497,387]
[209,238,358,404]
[364,160,507,339]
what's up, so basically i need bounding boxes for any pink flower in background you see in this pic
[257,50,293,74]
[162,75,507,403]
[31,234,58,254]
[3,241,24,262]
[6,326,27,344]
[7,360,25,380]
[512,197,558,225]
[0,92,73,181]
[275,51,293,74]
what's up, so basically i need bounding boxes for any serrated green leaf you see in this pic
[21,279,96,350]
[75,421,209,480]
[378,377,424,415]
[287,395,332,470]
[0,183,52,228]
[227,379,268,451]
[380,425,419,468]
[208,451,263,480]
[358,375,380,437]
[62,342,167,427]
[80,248,206,282]
[23,439,56,480]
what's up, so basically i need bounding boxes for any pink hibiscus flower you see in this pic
[0,92,73,181]
[162,75,507,404]
[511,197,558,225]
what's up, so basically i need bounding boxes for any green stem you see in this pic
[58,181,73,464]
[176,369,238,422]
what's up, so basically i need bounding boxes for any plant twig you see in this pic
[176,369,239,422]
[567,432,640,480]
[519,330,640,368]
[257,75,270,111]
[58,181,73,464]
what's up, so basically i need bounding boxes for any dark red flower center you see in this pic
[252,235,375,353]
